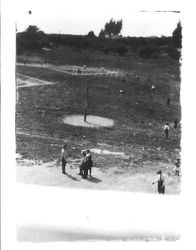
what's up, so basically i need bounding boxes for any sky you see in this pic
[14,0,181,37]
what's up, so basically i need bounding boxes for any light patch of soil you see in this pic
[16,158,180,194]
[62,115,114,128]
[17,63,121,77]
[91,148,129,159]
[16,73,56,88]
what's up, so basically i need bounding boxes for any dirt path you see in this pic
[16,130,65,143]
[17,63,124,77]
[17,158,180,194]
[16,73,56,88]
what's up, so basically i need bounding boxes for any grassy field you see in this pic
[16,47,181,192]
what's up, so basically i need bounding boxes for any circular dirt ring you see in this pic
[62,115,114,128]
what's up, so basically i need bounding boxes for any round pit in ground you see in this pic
[62,115,114,128]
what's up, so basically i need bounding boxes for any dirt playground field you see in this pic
[16,48,181,194]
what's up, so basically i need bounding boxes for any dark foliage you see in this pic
[166,46,181,60]
[87,31,96,37]
[16,25,49,53]
[172,22,182,48]
[103,40,128,56]
[16,25,177,57]
[138,44,160,58]
[104,18,123,37]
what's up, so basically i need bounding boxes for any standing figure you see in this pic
[152,170,165,194]
[86,149,93,177]
[79,151,88,178]
[151,85,156,93]
[136,75,140,82]
[61,143,68,174]
[83,65,86,70]
[174,158,180,176]
[167,97,170,107]
[164,123,170,139]
[101,67,104,72]
[174,118,178,129]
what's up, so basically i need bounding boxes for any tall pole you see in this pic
[84,80,89,122]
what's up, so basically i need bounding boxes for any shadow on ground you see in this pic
[64,173,80,181]
[84,176,102,183]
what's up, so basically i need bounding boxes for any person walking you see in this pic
[174,158,180,176]
[61,142,68,174]
[164,123,170,139]
[152,170,165,194]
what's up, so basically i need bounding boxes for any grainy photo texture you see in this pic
[15,0,182,243]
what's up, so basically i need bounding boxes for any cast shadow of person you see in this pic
[64,173,80,181]
[84,176,102,184]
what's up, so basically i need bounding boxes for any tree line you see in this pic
[16,19,182,59]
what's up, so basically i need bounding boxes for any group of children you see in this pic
[76,65,104,75]
[78,149,93,179]
[59,70,180,192]
[61,142,93,179]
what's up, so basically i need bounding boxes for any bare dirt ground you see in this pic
[16,63,121,77]
[16,73,56,88]
[62,115,114,128]
[16,58,181,195]
[17,155,180,194]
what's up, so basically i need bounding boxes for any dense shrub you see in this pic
[16,25,175,56]
[103,41,128,56]
[87,31,96,37]
[116,44,128,56]
[138,44,160,58]
[166,46,181,60]
[16,26,50,54]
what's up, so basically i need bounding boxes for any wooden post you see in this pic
[84,80,89,122]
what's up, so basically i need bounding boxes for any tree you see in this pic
[172,22,182,48]
[99,18,123,38]
[104,18,122,37]
[25,25,40,34]
[98,29,106,38]
[87,31,96,37]
[16,25,49,52]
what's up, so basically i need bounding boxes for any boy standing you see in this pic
[164,123,170,139]
[152,170,165,194]
[61,143,68,174]
[86,149,93,177]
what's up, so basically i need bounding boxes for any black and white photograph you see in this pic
[1,0,195,248]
